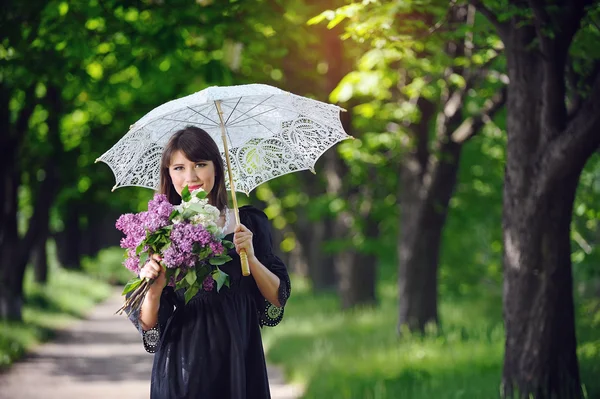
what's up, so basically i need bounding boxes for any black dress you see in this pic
[128,206,291,399]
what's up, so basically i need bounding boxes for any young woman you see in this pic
[128,125,291,398]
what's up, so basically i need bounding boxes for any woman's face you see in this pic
[168,150,216,197]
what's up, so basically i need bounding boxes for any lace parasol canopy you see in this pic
[97,84,352,195]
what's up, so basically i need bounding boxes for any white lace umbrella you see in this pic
[97,83,351,195]
[97,83,351,275]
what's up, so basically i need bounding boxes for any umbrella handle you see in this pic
[240,250,250,276]
[215,100,251,277]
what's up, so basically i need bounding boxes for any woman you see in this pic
[128,125,291,398]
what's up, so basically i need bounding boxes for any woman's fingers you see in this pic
[233,224,254,256]
[233,224,252,245]
[140,259,161,279]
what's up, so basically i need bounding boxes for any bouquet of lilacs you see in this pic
[115,186,233,315]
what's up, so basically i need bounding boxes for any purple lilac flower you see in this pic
[124,249,141,274]
[163,244,197,270]
[170,223,213,253]
[148,194,173,219]
[116,213,146,250]
[209,241,224,256]
[144,194,173,233]
[203,275,215,291]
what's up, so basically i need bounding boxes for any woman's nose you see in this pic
[186,169,199,181]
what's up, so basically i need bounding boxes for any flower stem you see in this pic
[115,278,153,315]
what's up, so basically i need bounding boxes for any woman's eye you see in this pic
[173,166,183,171]
[196,163,206,168]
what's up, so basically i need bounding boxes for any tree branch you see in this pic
[529,0,590,57]
[537,70,600,196]
[451,86,507,143]
[468,0,510,41]
[414,96,436,177]
[529,0,589,144]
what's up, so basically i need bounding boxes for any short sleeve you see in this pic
[244,207,291,327]
[127,286,175,353]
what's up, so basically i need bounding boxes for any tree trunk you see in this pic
[0,85,61,321]
[398,139,462,332]
[56,203,82,270]
[395,4,492,333]
[337,210,378,309]
[306,219,336,291]
[0,166,24,320]
[499,22,588,397]
[502,175,582,398]
[33,236,48,284]
[80,207,122,257]
[0,83,26,320]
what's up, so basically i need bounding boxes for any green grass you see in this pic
[262,276,600,399]
[0,244,113,369]
[81,246,135,286]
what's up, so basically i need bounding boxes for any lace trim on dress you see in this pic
[142,325,160,353]
[258,274,291,328]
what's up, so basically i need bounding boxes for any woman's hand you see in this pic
[139,253,167,295]
[233,224,255,260]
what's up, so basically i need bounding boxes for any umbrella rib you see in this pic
[162,117,219,127]
[227,107,280,127]
[225,95,275,125]
[224,97,242,125]
[241,113,279,137]
[186,106,221,126]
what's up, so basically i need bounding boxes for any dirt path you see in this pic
[0,289,302,399]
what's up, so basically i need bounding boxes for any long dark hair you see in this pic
[159,126,228,211]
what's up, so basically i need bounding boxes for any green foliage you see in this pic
[81,247,133,285]
[572,154,600,296]
[440,113,506,297]
[262,274,600,398]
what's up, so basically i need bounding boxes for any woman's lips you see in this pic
[188,185,202,191]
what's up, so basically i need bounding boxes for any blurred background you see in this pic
[1,1,599,398]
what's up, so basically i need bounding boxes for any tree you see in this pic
[316,0,506,329]
[471,0,600,397]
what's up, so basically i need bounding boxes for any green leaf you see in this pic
[209,255,231,266]
[184,284,199,304]
[175,277,188,291]
[165,267,175,282]
[182,185,191,202]
[122,277,143,295]
[307,10,334,26]
[139,252,149,267]
[135,240,146,256]
[169,209,179,220]
[223,240,234,249]
[185,271,197,285]
[213,267,230,292]
[195,190,208,200]
[327,12,347,29]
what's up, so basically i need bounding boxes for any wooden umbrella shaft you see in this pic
[215,100,250,276]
